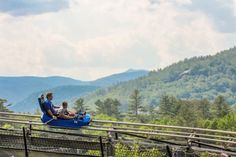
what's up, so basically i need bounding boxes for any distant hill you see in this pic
[0,76,83,104]
[91,69,148,87]
[11,85,98,113]
[83,47,236,111]
[0,69,148,113]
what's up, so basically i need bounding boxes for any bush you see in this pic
[115,143,165,157]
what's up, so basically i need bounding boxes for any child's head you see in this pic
[62,101,68,109]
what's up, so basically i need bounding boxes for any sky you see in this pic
[0,0,235,81]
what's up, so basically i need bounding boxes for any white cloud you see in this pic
[0,0,235,80]
[233,0,236,16]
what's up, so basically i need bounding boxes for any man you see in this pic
[44,92,58,119]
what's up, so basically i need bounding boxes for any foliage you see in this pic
[211,95,230,118]
[128,89,144,118]
[200,152,219,157]
[115,143,164,157]
[94,114,117,121]
[84,47,236,110]
[95,98,121,118]
[0,99,10,112]
[86,150,101,156]
[91,93,236,130]
[2,124,14,129]
[73,98,90,112]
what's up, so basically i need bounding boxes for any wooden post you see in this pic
[166,145,172,157]
[23,127,28,157]
[115,132,118,140]
[99,136,104,157]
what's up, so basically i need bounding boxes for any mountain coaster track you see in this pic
[0,112,236,156]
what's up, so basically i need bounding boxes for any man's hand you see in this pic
[52,115,57,119]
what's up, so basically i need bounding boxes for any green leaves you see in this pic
[115,143,164,157]
[0,99,9,112]
[211,95,230,118]
[128,89,143,117]
[84,47,236,111]
[95,98,121,118]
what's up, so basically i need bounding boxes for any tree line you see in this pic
[73,89,236,130]
[1,88,236,131]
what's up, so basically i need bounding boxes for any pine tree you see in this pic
[95,99,104,114]
[95,98,121,118]
[198,99,211,119]
[103,98,113,116]
[211,95,230,118]
[0,99,9,112]
[128,89,143,117]
[111,99,121,118]
[176,100,197,127]
[159,95,177,117]
[74,98,87,112]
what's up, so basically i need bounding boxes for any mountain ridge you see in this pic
[83,47,236,111]
[0,69,148,112]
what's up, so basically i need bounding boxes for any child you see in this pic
[58,101,75,119]
[58,101,86,120]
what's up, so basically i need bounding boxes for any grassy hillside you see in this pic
[84,47,236,111]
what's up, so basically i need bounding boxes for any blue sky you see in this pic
[0,0,235,80]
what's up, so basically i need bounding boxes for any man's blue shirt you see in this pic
[44,99,57,115]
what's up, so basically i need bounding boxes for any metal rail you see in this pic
[90,124,236,141]
[92,120,236,135]
[0,112,40,118]
[1,112,236,135]
[0,118,43,125]
[1,118,236,145]
[1,111,236,147]
[83,127,236,145]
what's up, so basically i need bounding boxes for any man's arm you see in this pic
[52,104,60,109]
[47,110,57,119]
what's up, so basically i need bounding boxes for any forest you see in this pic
[73,90,236,131]
[84,47,236,111]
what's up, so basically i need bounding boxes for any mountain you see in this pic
[83,47,236,111]
[11,85,98,113]
[1,69,148,112]
[91,69,148,87]
[0,76,84,104]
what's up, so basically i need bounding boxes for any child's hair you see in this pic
[62,101,68,108]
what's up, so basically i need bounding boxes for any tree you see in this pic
[74,98,87,112]
[148,104,155,115]
[95,99,104,114]
[103,98,114,116]
[128,89,143,117]
[95,98,121,118]
[211,96,230,118]
[176,100,198,127]
[111,99,121,118]
[159,95,178,117]
[197,99,211,119]
[0,99,9,112]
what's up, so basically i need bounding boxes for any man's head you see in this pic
[46,92,53,101]
[62,101,68,109]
